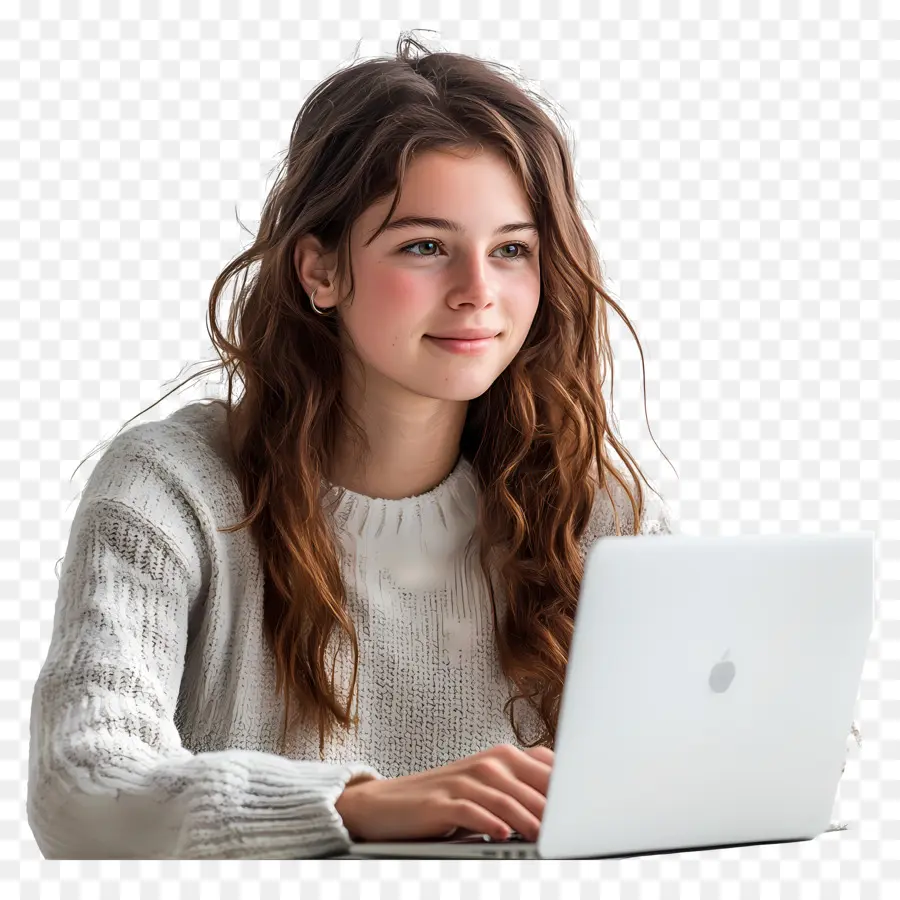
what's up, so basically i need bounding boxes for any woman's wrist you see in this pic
[335,774,376,840]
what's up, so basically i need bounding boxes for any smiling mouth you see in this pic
[424,334,499,354]
[426,335,496,342]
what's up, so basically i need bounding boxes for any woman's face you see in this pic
[305,146,542,407]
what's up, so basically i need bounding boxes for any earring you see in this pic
[309,280,333,316]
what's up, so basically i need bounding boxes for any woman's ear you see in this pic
[292,235,318,293]
[293,234,336,297]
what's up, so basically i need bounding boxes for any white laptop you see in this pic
[335,532,874,859]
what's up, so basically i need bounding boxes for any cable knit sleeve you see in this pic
[28,450,381,860]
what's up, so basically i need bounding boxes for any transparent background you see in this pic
[5,1,897,895]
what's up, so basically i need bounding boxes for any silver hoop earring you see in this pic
[309,286,332,316]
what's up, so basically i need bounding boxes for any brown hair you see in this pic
[77,31,674,755]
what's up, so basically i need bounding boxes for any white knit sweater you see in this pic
[28,399,689,859]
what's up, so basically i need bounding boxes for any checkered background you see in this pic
[5,2,897,895]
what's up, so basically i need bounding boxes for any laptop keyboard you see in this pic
[487,830,528,843]
[447,829,530,845]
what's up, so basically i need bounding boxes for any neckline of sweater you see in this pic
[321,452,474,510]
[320,453,480,541]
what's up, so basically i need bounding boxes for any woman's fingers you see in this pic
[454,779,544,841]
[335,742,558,843]
[523,745,554,765]
[447,799,517,842]
[504,746,553,797]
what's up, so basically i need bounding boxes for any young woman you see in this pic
[27,34,681,859]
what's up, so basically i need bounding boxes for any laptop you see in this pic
[334,532,874,859]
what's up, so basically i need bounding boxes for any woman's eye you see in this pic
[399,240,532,261]
[402,240,441,257]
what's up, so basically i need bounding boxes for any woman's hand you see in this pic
[335,743,554,843]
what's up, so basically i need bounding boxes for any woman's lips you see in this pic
[424,335,498,354]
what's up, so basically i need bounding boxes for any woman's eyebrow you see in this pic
[370,215,539,242]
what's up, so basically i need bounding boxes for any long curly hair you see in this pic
[80,31,674,755]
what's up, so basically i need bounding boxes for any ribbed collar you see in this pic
[322,453,477,539]
[320,455,481,586]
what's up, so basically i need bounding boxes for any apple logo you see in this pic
[709,651,736,693]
